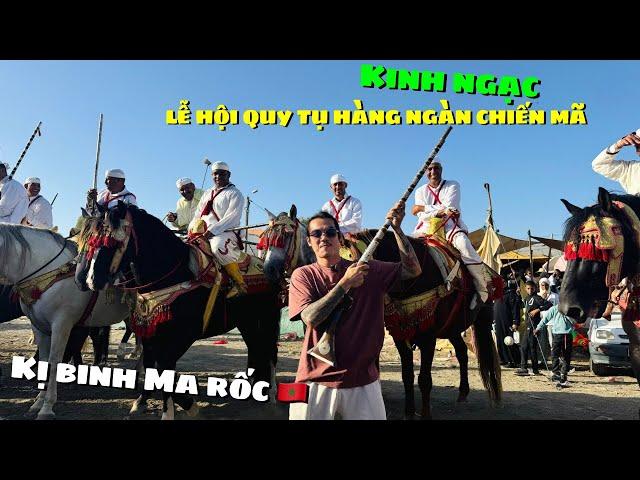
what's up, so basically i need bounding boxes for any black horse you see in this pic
[560,188,640,416]
[262,208,502,419]
[74,203,280,419]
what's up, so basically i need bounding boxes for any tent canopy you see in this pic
[530,235,565,251]
[468,228,529,252]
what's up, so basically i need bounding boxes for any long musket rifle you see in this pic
[308,126,454,366]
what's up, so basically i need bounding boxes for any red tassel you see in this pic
[256,235,269,250]
[565,242,610,262]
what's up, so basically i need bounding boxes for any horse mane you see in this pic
[0,224,76,273]
[296,219,316,265]
[562,191,640,278]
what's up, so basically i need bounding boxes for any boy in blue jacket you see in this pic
[535,304,576,386]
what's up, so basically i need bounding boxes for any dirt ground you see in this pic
[1,317,638,420]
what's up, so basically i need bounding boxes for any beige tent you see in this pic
[477,223,502,272]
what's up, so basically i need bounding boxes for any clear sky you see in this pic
[0,60,637,241]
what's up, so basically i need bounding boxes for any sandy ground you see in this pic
[0,317,638,420]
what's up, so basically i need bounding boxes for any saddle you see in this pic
[130,236,272,339]
[188,236,270,294]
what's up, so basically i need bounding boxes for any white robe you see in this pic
[413,180,469,237]
[0,177,29,224]
[97,187,138,209]
[193,184,244,264]
[24,195,53,228]
[321,195,363,234]
[592,147,640,195]
[412,179,481,264]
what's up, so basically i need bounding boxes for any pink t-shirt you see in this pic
[288,258,401,388]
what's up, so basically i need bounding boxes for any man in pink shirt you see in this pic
[288,202,421,420]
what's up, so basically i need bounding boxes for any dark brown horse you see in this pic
[262,207,502,419]
[74,203,281,419]
[560,188,640,417]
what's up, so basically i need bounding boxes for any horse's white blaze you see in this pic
[86,253,98,291]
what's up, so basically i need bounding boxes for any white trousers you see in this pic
[289,380,386,420]
[208,231,242,265]
[450,231,483,265]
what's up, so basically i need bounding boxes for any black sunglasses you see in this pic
[309,227,339,238]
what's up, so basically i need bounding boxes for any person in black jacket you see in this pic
[493,279,521,367]
[514,281,552,375]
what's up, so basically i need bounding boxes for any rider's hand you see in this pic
[338,263,370,290]
[87,188,98,201]
[411,204,425,216]
[387,201,405,230]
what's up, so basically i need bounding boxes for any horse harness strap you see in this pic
[77,291,100,327]
[13,259,76,306]
[16,233,70,285]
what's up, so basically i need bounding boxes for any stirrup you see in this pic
[226,284,248,299]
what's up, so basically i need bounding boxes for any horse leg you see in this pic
[27,325,50,417]
[37,318,74,420]
[129,339,154,415]
[393,338,416,419]
[417,334,437,420]
[449,333,470,402]
[118,325,132,360]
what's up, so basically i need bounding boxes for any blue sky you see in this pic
[0,60,637,241]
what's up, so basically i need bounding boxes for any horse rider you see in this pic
[411,158,491,308]
[0,162,28,224]
[189,161,247,298]
[86,168,137,213]
[321,174,363,236]
[592,128,640,195]
[166,177,204,231]
[0,161,28,323]
[22,177,53,228]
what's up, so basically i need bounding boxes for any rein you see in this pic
[15,233,70,285]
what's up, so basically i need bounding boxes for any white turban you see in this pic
[330,174,347,185]
[24,177,41,185]
[105,168,125,179]
[211,161,230,172]
[430,156,443,167]
[176,177,193,189]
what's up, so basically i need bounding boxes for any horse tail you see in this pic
[472,304,502,406]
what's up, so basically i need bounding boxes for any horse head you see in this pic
[261,204,314,286]
[76,201,138,291]
[559,188,640,321]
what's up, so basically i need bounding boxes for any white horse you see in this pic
[0,224,130,419]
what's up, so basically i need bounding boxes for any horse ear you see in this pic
[598,187,613,213]
[561,199,582,216]
[290,204,297,220]
[81,207,90,218]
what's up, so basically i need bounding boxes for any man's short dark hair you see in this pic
[525,280,537,288]
[306,211,340,233]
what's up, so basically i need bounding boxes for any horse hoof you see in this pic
[186,402,200,418]
[24,409,38,419]
[129,403,147,416]
[403,412,417,420]
[36,412,55,420]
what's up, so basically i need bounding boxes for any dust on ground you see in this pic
[1,317,637,420]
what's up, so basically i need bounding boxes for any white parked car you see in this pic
[588,311,632,376]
